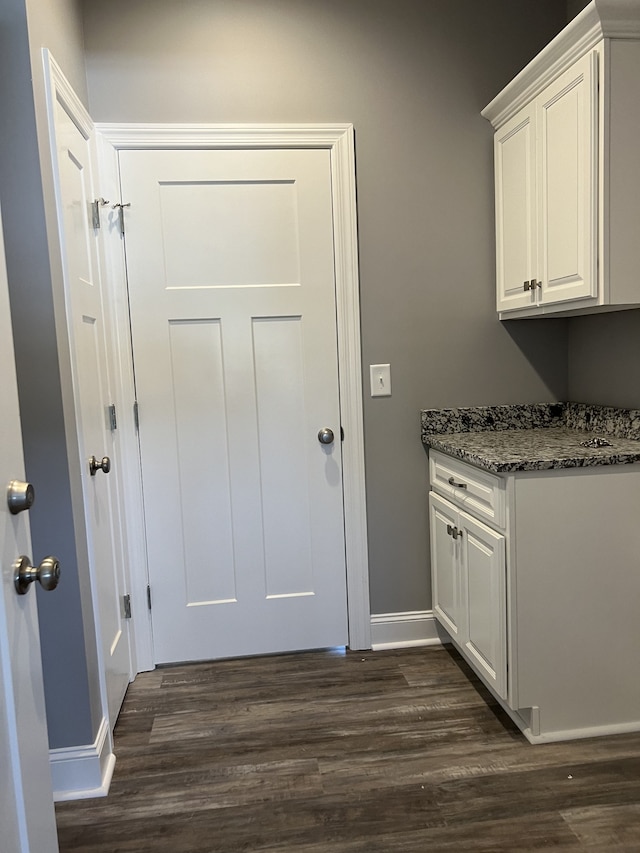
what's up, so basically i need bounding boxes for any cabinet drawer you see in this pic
[429,450,505,529]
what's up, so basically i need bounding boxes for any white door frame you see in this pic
[96,123,371,657]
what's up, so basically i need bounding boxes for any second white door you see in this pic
[53,96,132,726]
[119,148,348,663]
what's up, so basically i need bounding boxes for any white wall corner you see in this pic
[50,716,115,802]
[370,610,448,651]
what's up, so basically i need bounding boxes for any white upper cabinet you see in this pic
[484,0,640,318]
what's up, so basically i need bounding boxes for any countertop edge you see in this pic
[424,436,640,474]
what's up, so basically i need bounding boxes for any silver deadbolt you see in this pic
[89,455,111,476]
[7,480,35,514]
[318,428,335,445]
[14,555,61,595]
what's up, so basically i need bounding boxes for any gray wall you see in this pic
[564,2,640,409]
[567,0,590,20]
[0,0,103,748]
[81,0,569,615]
[568,310,640,408]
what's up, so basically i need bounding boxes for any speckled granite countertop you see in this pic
[421,403,640,473]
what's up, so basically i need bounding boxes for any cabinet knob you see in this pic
[446,524,462,540]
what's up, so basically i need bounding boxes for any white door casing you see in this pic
[98,123,370,657]
[0,205,60,851]
[44,55,132,726]
[119,146,353,662]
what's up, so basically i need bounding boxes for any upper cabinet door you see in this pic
[537,51,598,306]
[494,103,537,313]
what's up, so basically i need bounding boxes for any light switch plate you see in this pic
[370,363,391,397]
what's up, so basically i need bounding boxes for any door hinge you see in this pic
[112,202,131,236]
[133,401,139,432]
[108,403,117,431]
[122,593,132,619]
[340,426,345,441]
[146,584,152,610]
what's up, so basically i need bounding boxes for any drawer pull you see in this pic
[447,477,468,489]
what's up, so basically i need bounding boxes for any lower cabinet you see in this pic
[428,448,640,743]
[429,491,506,699]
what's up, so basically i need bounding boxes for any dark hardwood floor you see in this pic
[55,645,640,851]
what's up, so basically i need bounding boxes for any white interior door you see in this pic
[0,209,59,851]
[52,97,131,726]
[119,147,348,663]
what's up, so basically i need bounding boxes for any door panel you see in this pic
[0,207,59,851]
[53,99,131,726]
[429,492,461,640]
[538,51,597,304]
[494,104,537,312]
[119,148,348,663]
[459,510,507,699]
[160,179,300,286]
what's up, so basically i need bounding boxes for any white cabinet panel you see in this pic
[429,492,461,640]
[495,105,536,312]
[459,511,506,700]
[538,52,597,305]
[429,451,505,528]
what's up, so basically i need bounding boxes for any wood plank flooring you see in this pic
[55,645,640,851]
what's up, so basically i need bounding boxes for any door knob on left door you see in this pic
[317,428,335,445]
[14,555,61,595]
[89,455,111,476]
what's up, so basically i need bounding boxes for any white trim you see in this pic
[95,122,371,653]
[93,123,359,149]
[370,611,447,651]
[505,703,640,744]
[482,0,640,128]
[50,717,115,802]
[521,718,640,745]
[43,50,93,140]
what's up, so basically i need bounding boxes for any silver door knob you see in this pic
[89,455,111,476]
[7,480,35,514]
[14,555,61,596]
[317,428,335,445]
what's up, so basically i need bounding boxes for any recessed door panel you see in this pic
[168,319,237,605]
[252,315,313,598]
[159,180,301,287]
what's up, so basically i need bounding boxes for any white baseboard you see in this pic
[370,610,448,650]
[50,716,115,801]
